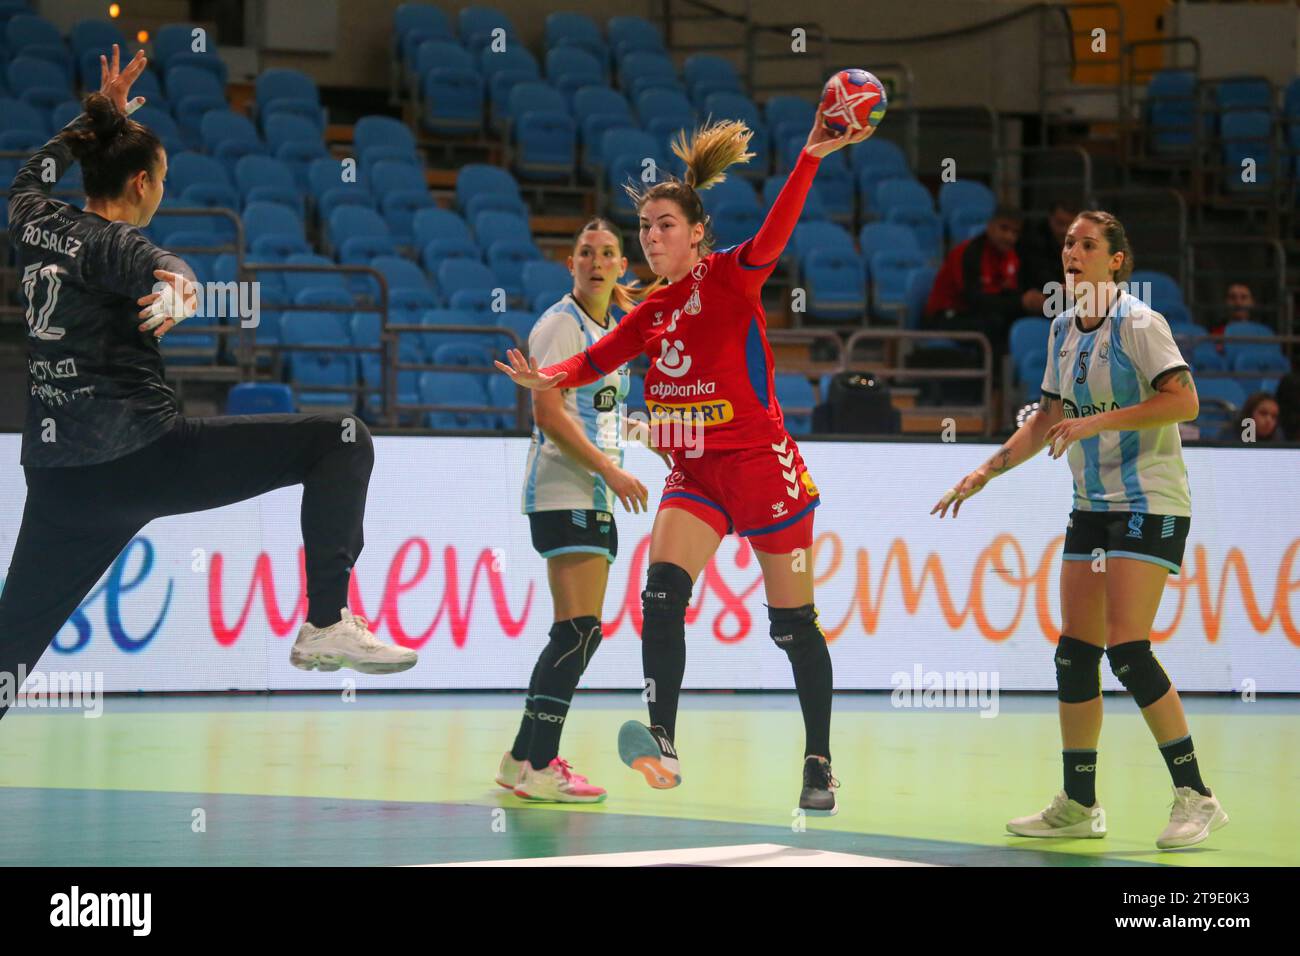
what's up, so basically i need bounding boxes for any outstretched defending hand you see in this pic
[804,107,875,159]
[495,348,567,391]
[100,44,148,115]
[137,269,199,338]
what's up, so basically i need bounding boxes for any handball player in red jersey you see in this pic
[499,111,872,813]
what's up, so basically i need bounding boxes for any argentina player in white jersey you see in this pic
[496,219,665,803]
[0,48,416,727]
[932,210,1228,849]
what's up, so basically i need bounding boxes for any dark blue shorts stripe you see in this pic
[740,497,820,537]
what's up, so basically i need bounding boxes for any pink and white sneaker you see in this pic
[514,757,607,804]
[495,751,526,790]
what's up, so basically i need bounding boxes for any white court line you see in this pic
[413,843,937,867]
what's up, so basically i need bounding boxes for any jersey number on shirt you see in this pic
[21,262,66,341]
[1074,349,1090,385]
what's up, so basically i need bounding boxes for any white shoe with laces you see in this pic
[1006,790,1106,839]
[290,608,418,674]
[1156,786,1228,849]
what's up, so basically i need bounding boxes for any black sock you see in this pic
[527,617,602,769]
[1159,735,1209,796]
[510,658,543,762]
[641,565,691,741]
[770,605,833,762]
[792,639,832,762]
[307,606,343,628]
[1063,749,1098,806]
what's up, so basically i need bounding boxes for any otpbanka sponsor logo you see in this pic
[0,666,103,718]
[890,664,1000,718]
[50,886,151,936]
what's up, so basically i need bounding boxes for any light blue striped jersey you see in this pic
[1040,291,1192,516]
[522,294,630,514]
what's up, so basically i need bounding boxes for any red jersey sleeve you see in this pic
[537,301,648,387]
[716,149,821,300]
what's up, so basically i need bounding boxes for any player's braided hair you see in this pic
[571,217,645,313]
[60,92,162,199]
[1074,210,1134,284]
[623,120,755,295]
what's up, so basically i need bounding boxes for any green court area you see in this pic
[0,694,1292,866]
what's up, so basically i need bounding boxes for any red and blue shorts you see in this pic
[659,433,819,553]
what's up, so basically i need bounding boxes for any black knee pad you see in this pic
[546,616,603,681]
[769,604,826,663]
[1055,635,1104,703]
[1107,640,1172,708]
[641,562,692,641]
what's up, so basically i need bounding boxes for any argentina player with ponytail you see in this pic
[500,110,873,813]
[932,210,1228,849]
[0,47,416,724]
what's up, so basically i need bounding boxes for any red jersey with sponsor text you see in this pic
[541,151,822,451]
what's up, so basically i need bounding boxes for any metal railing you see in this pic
[235,261,392,420]
[844,328,995,435]
[995,144,1093,216]
[1037,1,1126,144]
[1120,36,1203,181]
[384,318,527,431]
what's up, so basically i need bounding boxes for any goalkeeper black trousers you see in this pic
[0,412,373,721]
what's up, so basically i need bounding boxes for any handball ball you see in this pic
[820,69,887,134]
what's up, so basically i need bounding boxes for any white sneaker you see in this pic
[1007,790,1106,839]
[1156,786,1229,849]
[495,751,525,790]
[290,608,418,674]
[514,758,607,804]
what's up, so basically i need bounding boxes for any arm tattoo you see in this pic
[986,446,1013,474]
[1176,370,1192,390]
[1039,395,1055,414]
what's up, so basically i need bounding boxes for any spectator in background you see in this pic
[1220,392,1281,444]
[1017,199,1078,314]
[1210,282,1255,339]
[1276,372,1300,441]
[923,206,1040,362]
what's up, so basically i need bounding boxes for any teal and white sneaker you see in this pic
[618,721,681,789]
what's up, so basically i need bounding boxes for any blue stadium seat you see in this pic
[802,248,866,322]
[522,260,571,302]
[938,180,996,239]
[1145,70,1198,155]
[456,163,528,220]
[418,368,495,430]
[872,177,933,216]
[200,110,268,170]
[485,239,544,300]
[226,382,295,414]
[886,206,943,266]
[608,16,665,60]
[459,5,518,53]
[472,210,531,249]
[1127,270,1184,314]
[870,250,926,322]
[545,45,605,106]
[422,64,484,136]
[774,374,816,434]
[234,154,303,215]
